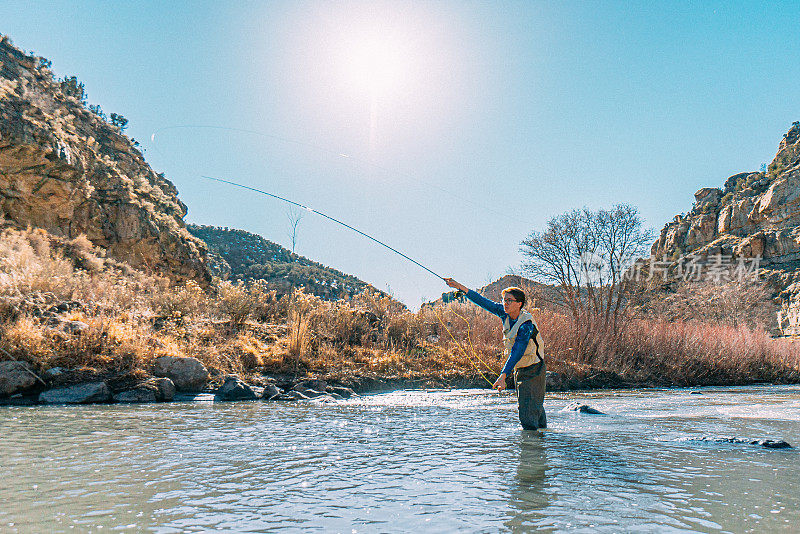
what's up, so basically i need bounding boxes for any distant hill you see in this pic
[428,274,564,311]
[476,275,563,309]
[188,224,379,300]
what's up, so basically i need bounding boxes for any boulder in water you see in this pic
[313,394,342,403]
[113,377,175,403]
[261,383,282,400]
[286,390,310,400]
[759,439,792,449]
[326,385,357,399]
[561,402,604,414]
[269,390,311,402]
[39,381,110,404]
[217,375,259,401]
[681,436,792,449]
[294,379,327,393]
[148,377,176,401]
[293,386,326,398]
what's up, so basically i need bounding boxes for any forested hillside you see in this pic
[188,224,377,300]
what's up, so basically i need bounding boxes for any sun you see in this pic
[344,34,411,101]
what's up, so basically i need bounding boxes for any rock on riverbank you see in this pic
[153,356,209,391]
[0,361,39,396]
[3,369,360,406]
[39,381,110,404]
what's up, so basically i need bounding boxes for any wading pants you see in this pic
[514,359,547,430]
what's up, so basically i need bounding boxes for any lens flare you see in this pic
[347,36,409,100]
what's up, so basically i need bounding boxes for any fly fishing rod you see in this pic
[200,175,446,281]
[201,175,503,390]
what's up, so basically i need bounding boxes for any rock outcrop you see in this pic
[650,123,800,335]
[0,35,209,283]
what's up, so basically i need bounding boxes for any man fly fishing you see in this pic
[444,278,547,430]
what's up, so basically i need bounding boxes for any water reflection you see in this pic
[505,431,548,531]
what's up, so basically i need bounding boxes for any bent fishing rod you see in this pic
[200,175,446,282]
[202,175,505,391]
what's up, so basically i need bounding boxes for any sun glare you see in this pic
[296,6,457,151]
[345,35,410,101]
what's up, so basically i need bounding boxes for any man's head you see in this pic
[501,286,525,317]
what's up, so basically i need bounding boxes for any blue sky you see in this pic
[3,1,799,307]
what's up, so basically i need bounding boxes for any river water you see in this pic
[2,385,799,533]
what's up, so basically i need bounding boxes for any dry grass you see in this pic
[1,226,799,389]
[533,309,800,387]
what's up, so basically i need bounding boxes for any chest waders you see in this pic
[503,311,547,430]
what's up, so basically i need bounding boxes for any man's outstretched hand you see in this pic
[444,278,469,293]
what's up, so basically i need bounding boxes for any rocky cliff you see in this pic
[0,35,209,282]
[651,122,800,334]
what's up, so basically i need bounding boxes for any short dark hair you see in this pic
[501,287,526,307]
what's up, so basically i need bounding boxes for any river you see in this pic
[2,385,799,533]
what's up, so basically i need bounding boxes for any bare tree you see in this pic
[520,204,653,332]
[286,207,303,254]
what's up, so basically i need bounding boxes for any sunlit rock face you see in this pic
[0,35,209,283]
[651,122,800,335]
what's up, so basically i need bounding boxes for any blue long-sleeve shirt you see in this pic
[464,289,536,375]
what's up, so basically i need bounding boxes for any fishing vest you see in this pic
[503,310,544,370]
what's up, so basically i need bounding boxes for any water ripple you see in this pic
[1,386,799,532]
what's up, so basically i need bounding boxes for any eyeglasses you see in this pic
[502,297,519,304]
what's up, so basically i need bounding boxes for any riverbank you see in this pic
[2,227,800,406]
[3,357,799,407]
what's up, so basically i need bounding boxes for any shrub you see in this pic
[88,104,106,120]
[110,113,128,131]
[314,302,370,346]
[286,289,319,364]
[59,76,87,104]
[0,228,74,303]
[248,279,284,323]
[215,280,258,327]
[151,280,205,322]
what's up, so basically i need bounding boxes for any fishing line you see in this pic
[448,304,499,375]
[200,174,446,281]
[429,304,496,388]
